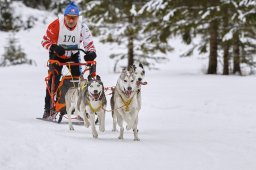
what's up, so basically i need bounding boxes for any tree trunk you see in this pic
[207,19,218,74]
[127,33,134,68]
[223,42,229,75]
[222,4,229,75]
[232,32,241,75]
[127,8,134,69]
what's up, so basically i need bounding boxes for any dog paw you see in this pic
[84,123,90,128]
[118,136,123,140]
[69,126,75,131]
[93,134,98,138]
[99,127,105,132]
[133,129,139,132]
[134,138,140,141]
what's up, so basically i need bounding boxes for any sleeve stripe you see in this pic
[41,19,59,51]
[45,43,52,50]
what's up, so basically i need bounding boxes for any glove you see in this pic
[69,52,79,62]
[50,44,65,56]
[84,51,96,61]
[49,54,57,60]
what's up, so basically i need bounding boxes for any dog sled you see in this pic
[37,56,149,140]
[37,49,96,124]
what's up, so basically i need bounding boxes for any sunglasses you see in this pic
[65,15,79,20]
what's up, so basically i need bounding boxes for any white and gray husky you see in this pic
[132,63,147,110]
[111,67,143,141]
[65,75,107,138]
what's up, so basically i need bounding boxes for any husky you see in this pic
[65,76,90,130]
[111,68,141,141]
[65,75,107,138]
[132,63,146,84]
[84,75,107,138]
[132,63,147,110]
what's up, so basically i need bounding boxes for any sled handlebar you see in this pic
[49,48,96,66]
[65,48,87,54]
[48,60,96,66]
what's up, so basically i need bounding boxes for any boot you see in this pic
[57,111,66,123]
[42,109,50,119]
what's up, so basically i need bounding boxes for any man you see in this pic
[41,2,97,119]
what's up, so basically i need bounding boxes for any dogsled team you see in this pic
[39,2,147,141]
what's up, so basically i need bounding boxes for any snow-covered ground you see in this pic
[0,3,256,170]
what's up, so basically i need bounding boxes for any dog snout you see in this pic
[94,90,98,94]
[127,87,132,91]
[138,78,142,82]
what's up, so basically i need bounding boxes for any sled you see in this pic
[43,48,96,123]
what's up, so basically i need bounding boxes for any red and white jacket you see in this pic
[41,16,96,57]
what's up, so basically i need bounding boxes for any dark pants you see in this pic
[44,53,81,113]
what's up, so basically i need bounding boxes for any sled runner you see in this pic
[36,117,84,125]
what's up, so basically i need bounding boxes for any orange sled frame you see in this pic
[45,52,96,123]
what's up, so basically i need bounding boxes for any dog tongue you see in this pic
[125,90,132,97]
[137,81,147,85]
[93,94,99,99]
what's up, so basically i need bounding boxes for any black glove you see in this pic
[69,52,79,62]
[84,51,96,61]
[50,44,65,56]
[49,54,57,60]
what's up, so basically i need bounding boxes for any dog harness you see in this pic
[119,93,135,112]
[87,99,102,113]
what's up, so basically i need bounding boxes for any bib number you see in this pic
[63,35,75,43]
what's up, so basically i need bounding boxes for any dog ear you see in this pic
[120,69,127,79]
[132,64,136,70]
[121,68,127,74]
[101,83,104,91]
[121,67,126,72]
[139,63,144,69]
[96,75,101,81]
[129,65,135,74]
[79,76,85,87]
[79,75,85,81]
[87,75,93,81]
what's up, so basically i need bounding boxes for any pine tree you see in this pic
[0,33,28,66]
[143,0,256,75]
[80,0,170,71]
[139,0,209,65]
[0,0,14,31]
[0,0,31,31]
[22,0,52,10]
[219,0,256,75]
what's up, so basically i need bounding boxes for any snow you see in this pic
[11,2,48,23]
[139,0,167,14]
[1,4,256,170]
[222,28,234,41]
[130,4,137,16]
[201,11,210,19]
[163,9,174,21]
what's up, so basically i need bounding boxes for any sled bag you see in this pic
[55,76,79,112]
